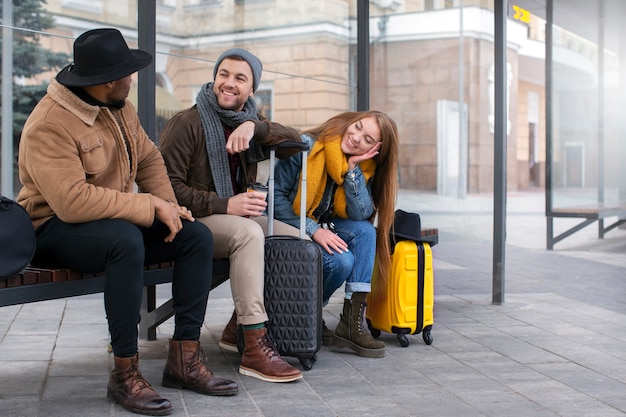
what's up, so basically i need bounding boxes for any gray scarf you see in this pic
[195,82,258,198]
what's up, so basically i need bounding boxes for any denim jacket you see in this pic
[273,134,376,237]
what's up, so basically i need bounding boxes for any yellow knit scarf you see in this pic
[293,136,376,220]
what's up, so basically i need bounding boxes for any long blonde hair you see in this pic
[303,110,399,285]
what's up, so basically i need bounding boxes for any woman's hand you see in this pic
[347,141,381,170]
[312,227,349,255]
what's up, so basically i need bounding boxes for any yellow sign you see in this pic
[512,5,531,24]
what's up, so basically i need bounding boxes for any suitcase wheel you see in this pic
[397,334,410,347]
[422,327,433,345]
[300,355,316,371]
[366,319,381,339]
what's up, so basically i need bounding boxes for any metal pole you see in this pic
[492,0,507,305]
[620,2,626,204]
[357,0,369,111]
[458,0,466,199]
[545,0,554,249]
[1,0,14,197]
[597,0,605,204]
[137,1,157,141]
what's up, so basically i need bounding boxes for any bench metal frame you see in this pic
[546,206,626,250]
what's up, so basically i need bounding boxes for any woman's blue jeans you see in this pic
[32,217,213,357]
[320,218,376,304]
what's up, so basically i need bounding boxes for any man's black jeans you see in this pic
[33,217,213,357]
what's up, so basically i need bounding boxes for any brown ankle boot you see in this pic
[107,354,172,416]
[239,327,302,383]
[162,339,238,396]
[219,310,239,353]
[333,293,386,358]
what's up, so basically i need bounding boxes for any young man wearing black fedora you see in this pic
[17,28,238,416]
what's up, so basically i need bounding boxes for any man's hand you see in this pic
[312,227,349,255]
[153,197,195,242]
[225,120,255,155]
[226,192,267,217]
[347,141,382,171]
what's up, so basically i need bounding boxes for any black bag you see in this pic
[0,196,36,278]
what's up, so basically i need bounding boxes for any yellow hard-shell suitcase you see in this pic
[366,240,434,347]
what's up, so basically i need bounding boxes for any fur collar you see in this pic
[47,79,102,126]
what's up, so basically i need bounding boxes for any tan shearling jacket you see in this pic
[17,79,176,229]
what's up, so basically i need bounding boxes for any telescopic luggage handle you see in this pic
[267,141,310,237]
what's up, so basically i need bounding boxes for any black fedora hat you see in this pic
[392,209,422,242]
[56,28,153,87]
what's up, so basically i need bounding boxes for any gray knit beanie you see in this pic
[213,48,263,92]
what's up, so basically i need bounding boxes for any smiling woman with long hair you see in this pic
[273,110,399,358]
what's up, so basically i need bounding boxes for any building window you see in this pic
[254,83,274,121]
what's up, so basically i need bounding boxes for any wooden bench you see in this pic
[415,228,439,246]
[547,204,626,249]
[0,259,230,341]
[1,228,439,341]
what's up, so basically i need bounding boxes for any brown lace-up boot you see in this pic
[107,354,172,416]
[239,327,303,383]
[162,339,238,396]
[333,292,386,358]
[219,310,239,353]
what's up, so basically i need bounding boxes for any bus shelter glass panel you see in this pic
[1,0,140,198]
[154,0,356,139]
[551,1,623,209]
[369,1,500,267]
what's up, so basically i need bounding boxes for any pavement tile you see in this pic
[0,398,40,417]
[0,360,48,396]
[0,335,57,361]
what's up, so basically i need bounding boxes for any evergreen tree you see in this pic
[0,0,70,142]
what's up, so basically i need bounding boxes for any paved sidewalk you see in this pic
[2,189,626,416]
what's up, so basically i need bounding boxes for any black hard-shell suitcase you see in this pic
[264,142,323,370]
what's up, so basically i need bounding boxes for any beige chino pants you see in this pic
[197,214,302,326]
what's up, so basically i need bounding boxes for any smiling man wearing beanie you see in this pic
[159,48,304,383]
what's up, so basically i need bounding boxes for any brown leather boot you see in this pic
[107,354,172,416]
[239,327,302,383]
[333,292,386,358]
[162,339,238,396]
[219,310,239,353]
